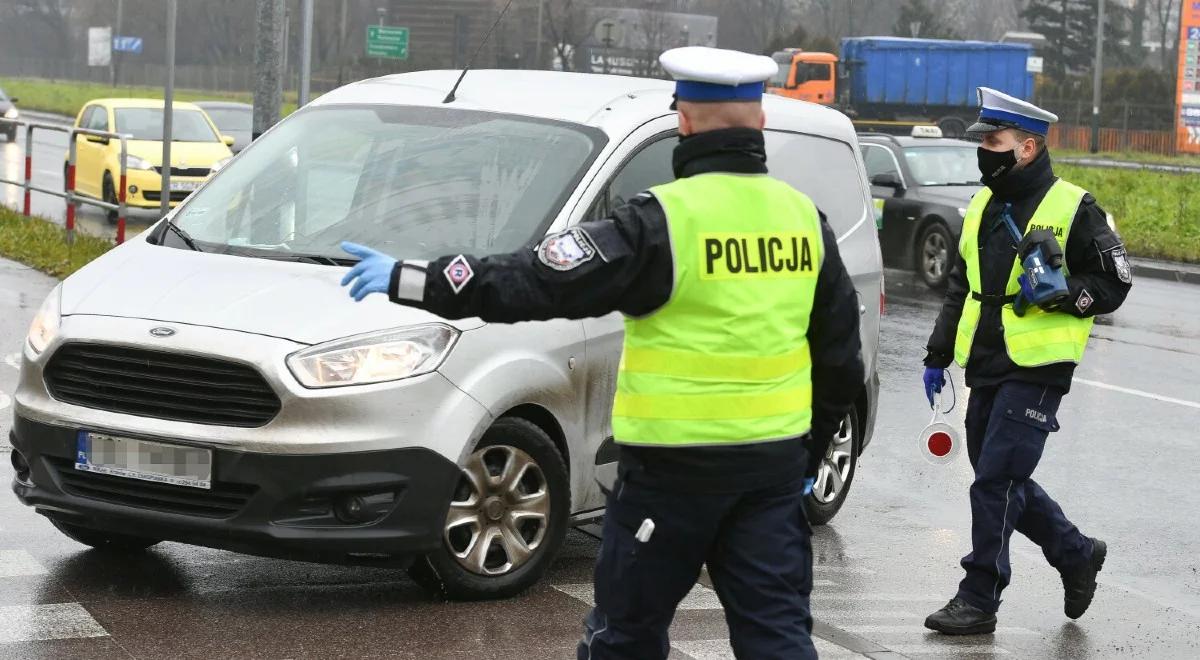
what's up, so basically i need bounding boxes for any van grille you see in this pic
[49,457,257,518]
[44,343,281,427]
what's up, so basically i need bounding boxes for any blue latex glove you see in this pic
[923,367,946,408]
[803,477,815,496]
[340,241,398,302]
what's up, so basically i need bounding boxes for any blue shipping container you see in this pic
[841,37,1034,109]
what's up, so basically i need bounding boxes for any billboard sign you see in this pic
[1177,1,1200,153]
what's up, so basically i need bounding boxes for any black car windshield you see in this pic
[115,108,219,142]
[903,146,980,186]
[204,108,252,133]
[171,105,605,261]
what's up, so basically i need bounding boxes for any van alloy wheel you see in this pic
[445,445,550,576]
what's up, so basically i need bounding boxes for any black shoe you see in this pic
[924,597,998,635]
[1062,537,1107,619]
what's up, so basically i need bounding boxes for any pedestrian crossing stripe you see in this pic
[0,603,108,644]
[553,582,724,610]
[0,549,48,578]
[673,637,866,660]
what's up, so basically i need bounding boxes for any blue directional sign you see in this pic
[113,36,143,54]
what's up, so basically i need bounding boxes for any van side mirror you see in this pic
[222,135,235,147]
[8,97,17,103]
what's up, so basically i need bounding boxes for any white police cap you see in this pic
[659,46,778,106]
[967,87,1059,137]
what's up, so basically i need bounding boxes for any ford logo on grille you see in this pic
[149,327,176,338]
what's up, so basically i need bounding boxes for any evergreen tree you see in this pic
[1021,0,1132,82]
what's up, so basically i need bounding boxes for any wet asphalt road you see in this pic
[0,124,160,241]
[0,258,1198,659]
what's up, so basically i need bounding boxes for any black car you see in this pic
[859,131,982,288]
[195,101,252,153]
[0,87,20,142]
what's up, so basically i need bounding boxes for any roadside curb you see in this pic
[17,109,73,127]
[1131,257,1200,285]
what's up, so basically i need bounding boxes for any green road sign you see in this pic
[366,25,409,60]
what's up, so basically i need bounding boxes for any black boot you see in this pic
[1062,537,1107,619]
[924,597,998,635]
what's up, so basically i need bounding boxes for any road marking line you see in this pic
[1074,378,1200,410]
[3,352,18,370]
[838,624,1037,635]
[816,609,916,619]
[673,637,865,660]
[885,644,1009,655]
[815,566,877,575]
[552,583,723,610]
[0,390,10,412]
[0,603,108,644]
[814,578,838,587]
[813,594,946,603]
[0,550,48,578]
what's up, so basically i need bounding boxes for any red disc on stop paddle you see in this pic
[927,432,953,457]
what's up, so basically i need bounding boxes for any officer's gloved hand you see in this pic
[923,367,946,408]
[803,477,815,496]
[340,242,398,301]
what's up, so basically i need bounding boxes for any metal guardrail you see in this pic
[0,118,132,244]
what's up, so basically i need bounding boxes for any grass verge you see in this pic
[1056,148,1200,168]
[1,77,299,119]
[0,205,114,278]
[1057,163,1200,264]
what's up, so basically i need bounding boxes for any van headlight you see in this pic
[286,324,459,388]
[27,285,62,354]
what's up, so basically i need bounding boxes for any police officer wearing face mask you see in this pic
[341,47,865,659]
[921,88,1132,635]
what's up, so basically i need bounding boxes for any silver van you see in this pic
[10,70,881,600]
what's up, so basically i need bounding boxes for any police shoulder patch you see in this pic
[538,228,597,271]
[1111,247,1132,284]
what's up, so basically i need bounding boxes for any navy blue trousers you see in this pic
[957,381,1093,613]
[577,467,815,660]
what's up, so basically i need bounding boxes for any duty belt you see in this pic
[971,291,1018,306]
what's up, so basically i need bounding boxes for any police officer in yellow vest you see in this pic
[339,47,865,659]
[922,88,1132,635]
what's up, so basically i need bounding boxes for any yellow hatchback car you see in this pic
[67,98,235,220]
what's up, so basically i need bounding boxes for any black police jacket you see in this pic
[387,128,865,492]
[924,149,1132,393]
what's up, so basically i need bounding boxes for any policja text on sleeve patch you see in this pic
[538,228,597,271]
[443,255,474,294]
[699,232,818,280]
[1112,247,1132,284]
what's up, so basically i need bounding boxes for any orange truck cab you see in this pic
[767,49,838,106]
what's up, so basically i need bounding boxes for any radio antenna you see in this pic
[443,0,515,104]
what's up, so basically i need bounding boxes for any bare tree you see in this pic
[733,0,801,53]
[543,0,588,71]
[0,0,76,61]
[1147,0,1179,71]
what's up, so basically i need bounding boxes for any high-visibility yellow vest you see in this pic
[611,173,823,447]
[954,179,1094,368]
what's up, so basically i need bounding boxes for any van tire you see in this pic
[408,417,569,601]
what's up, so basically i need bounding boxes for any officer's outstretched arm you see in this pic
[805,220,866,477]
[923,253,969,367]
[1060,198,1132,317]
[372,196,673,323]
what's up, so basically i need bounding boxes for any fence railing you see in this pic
[1047,123,1179,156]
[0,118,132,244]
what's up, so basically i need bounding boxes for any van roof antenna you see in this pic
[443,0,515,104]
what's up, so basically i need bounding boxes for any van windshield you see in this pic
[171,105,605,261]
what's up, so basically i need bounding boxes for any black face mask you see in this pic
[977,146,1017,186]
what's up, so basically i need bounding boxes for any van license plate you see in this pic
[75,432,212,490]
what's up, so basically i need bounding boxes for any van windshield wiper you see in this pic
[162,219,203,252]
